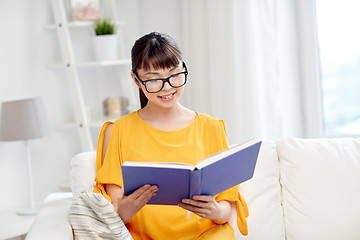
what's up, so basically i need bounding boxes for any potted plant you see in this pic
[92,19,118,61]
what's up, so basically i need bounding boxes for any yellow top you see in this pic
[93,111,249,239]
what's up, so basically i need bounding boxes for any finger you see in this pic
[136,186,158,203]
[128,184,154,199]
[178,203,209,216]
[181,198,207,207]
[192,195,213,202]
[178,203,202,212]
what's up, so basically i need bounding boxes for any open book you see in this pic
[121,139,262,205]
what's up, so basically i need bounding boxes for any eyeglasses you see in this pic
[134,62,188,93]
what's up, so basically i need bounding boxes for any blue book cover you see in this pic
[121,139,262,205]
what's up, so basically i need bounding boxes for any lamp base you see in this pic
[17,207,39,216]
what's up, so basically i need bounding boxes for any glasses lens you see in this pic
[145,80,164,93]
[169,73,186,87]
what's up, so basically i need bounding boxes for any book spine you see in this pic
[189,169,201,199]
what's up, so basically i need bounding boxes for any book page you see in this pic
[122,161,195,170]
[195,139,260,169]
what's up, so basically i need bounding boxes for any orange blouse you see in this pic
[93,111,248,239]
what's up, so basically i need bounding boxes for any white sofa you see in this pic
[26,138,360,240]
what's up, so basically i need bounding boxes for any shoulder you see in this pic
[196,113,229,150]
[113,111,138,125]
[197,113,225,128]
[101,112,138,154]
[102,111,138,135]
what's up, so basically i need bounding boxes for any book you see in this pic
[121,139,262,205]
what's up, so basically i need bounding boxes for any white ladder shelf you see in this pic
[49,0,135,151]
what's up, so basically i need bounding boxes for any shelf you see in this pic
[53,119,117,130]
[44,20,126,31]
[46,59,131,69]
[77,59,131,67]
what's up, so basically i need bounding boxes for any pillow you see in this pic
[70,192,133,239]
[70,151,97,196]
[235,140,285,240]
[277,138,360,240]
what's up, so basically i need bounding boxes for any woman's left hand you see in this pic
[178,195,231,224]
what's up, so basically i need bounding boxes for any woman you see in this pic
[93,32,248,239]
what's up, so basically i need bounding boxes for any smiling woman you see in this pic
[88,32,249,239]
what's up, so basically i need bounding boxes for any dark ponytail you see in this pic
[131,32,182,108]
[139,88,148,109]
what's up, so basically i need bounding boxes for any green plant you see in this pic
[94,19,115,35]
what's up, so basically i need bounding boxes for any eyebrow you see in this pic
[144,65,179,76]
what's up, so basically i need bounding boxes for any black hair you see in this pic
[131,32,183,108]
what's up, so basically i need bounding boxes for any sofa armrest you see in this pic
[25,192,73,240]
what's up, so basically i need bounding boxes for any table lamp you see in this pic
[0,97,51,215]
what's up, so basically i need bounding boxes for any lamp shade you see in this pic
[0,98,51,141]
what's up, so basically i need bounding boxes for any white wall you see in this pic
[0,0,83,211]
[0,0,185,211]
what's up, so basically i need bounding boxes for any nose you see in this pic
[162,80,172,91]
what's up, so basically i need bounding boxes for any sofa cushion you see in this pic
[26,193,73,240]
[70,152,97,196]
[236,140,285,240]
[277,138,360,240]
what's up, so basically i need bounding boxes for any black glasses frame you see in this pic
[134,62,188,93]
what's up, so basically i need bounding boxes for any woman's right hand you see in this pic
[106,184,158,223]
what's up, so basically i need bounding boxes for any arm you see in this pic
[102,124,158,224]
[178,196,232,224]
[101,123,114,161]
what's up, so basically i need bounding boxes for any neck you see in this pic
[138,102,196,131]
[141,103,184,120]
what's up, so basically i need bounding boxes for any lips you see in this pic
[158,92,176,101]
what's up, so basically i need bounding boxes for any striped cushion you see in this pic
[69,191,133,240]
